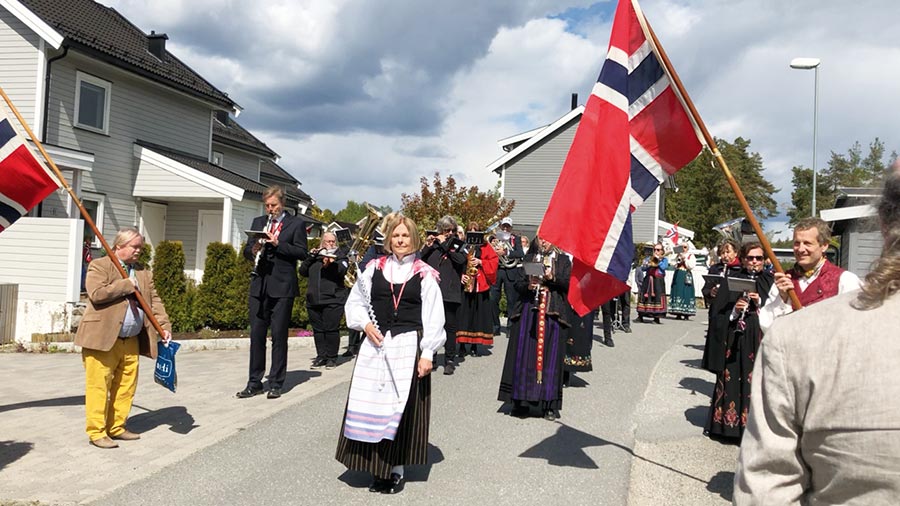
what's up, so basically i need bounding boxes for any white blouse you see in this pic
[344,253,446,361]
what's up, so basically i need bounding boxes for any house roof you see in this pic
[485,106,584,174]
[135,140,266,196]
[17,0,237,110]
[260,159,312,202]
[213,115,277,158]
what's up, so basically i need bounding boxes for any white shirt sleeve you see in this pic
[759,282,791,333]
[839,271,862,294]
[344,263,377,332]
[418,273,447,361]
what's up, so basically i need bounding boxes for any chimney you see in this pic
[148,31,168,59]
[571,93,578,110]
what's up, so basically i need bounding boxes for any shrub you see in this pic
[195,242,249,330]
[138,243,152,269]
[152,241,200,333]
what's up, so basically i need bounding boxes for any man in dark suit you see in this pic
[489,217,525,336]
[237,186,307,399]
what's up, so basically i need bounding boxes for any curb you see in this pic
[15,335,322,353]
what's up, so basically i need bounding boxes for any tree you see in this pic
[309,204,334,224]
[665,137,778,248]
[788,138,897,224]
[400,172,515,231]
[334,200,369,223]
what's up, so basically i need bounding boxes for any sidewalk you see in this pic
[0,336,354,505]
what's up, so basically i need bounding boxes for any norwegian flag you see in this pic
[665,222,679,244]
[0,106,60,233]
[540,0,703,316]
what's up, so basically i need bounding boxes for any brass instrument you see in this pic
[343,204,383,288]
[464,246,478,292]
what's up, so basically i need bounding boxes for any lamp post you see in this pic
[790,57,821,217]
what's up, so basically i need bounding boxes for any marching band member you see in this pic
[299,232,349,370]
[457,222,499,357]
[421,216,467,375]
[490,217,525,336]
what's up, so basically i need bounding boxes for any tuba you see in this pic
[343,204,383,288]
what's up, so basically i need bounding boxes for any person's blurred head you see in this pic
[854,161,900,310]
[740,242,765,274]
[520,235,530,250]
[113,227,143,264]
[320,232,337,249]
[382,214,421,257]
[718,239,739,264]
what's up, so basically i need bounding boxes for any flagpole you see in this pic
[641,19,802,310]
[0,86,169,336]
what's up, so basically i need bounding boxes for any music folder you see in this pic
[701,274,724,287]
[725,276,758,294]
[244,229,268,238]
[334,228,352,245]
[523,262,544,278]
[466,231,485,245]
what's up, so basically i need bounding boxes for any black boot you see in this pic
[604,333,615,347]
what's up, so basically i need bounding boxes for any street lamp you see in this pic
[790,57,821,217]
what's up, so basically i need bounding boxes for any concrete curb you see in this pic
[16,335,322,354]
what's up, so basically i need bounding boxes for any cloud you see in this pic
[102,0,899,218]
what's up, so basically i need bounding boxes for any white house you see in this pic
[0,0,313,343]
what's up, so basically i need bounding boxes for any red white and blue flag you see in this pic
[540,0,703,315]
[0,105,60,233]
[665,222,679,244]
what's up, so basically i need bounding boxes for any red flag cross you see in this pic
[0,106,60,233]
[540,0,703,315]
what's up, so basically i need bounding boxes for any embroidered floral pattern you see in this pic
[724,401,739,428]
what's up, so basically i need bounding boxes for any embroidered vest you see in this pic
[792,260,844,306]
[371,268,423,335]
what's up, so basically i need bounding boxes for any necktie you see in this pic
[126,265,141,320]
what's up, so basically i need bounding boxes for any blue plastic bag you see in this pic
[154,340,180,393]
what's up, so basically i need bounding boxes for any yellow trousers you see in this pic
[82,336,140,441]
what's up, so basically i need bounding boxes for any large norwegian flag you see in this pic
[540,0,703,316]
[0,105,60,233]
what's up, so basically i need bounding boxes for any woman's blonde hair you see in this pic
[381,212,421,254]
[853,164,900,310]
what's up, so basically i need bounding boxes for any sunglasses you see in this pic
[653,248,663,252]
[745,255,765,261]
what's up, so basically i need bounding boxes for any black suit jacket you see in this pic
[242,213,308,298]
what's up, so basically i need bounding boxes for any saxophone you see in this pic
[343,204,383,288]
[464,246,478,292]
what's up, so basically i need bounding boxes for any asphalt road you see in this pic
[88,316,737,506]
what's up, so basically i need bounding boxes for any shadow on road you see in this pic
[519,423,621,469]
[683,343,705,351]
[707,470,735,501]
[684,405,709,429]
[680,358,703,369]
[678,377,713,396]
[283,370,323,393]
[0,440,33,471]
[337,443,444,487]
[129,405,198,434]
[0,395,84,414]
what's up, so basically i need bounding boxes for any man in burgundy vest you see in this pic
[759,217,860,331]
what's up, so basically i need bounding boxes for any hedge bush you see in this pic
[194,242,249,330]
[138,243,152,268]
[152,241,201,332]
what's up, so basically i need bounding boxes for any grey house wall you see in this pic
[43,53,214,236]
[500,116,660,244]
[0,9,41,131]
[840,219,880,277]
[213,143,261,181]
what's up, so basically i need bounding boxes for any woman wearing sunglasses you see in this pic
[704,242,774,443]
[636,243,669,324]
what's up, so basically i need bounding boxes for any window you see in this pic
[80,191,105,248]
[75,72,111,134]
[212,151,224,166]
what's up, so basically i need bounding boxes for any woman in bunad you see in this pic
[498,236,571,421]
[701,239,741,373]
[335,213,446,495]
[636,242,669,324]
[668,244,697,320]
[704,242,773,443]
[457,222,500,358]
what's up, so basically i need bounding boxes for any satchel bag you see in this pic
[154,341,181,393]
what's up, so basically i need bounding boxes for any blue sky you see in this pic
[104,0,899,233]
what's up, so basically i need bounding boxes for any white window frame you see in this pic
[80,191,105,248]
[212,151,224,166]
[74,71,111,134]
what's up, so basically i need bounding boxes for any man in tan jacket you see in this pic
[735,162,900,504]
[75,227,171,449]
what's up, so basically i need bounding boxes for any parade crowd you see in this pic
[75,163,900,501]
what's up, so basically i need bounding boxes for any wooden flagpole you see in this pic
[0,86,169,337]
[641,18,802,311]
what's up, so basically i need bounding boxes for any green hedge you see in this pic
[194,242,249,330]
[152,241,201,332]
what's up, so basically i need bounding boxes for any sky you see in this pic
[104,0,900,236]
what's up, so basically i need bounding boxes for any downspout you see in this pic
[37,45,68,217]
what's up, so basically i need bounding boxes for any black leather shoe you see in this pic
[653,318,662,324]
[368,478,388,493]
[443,362,455,375]
[604,336,615,347]
[311,358,327,368]
[341,349,355,358]
[381,473,404,494]
[623,326,633,333]
[235,387,264,399]
[267,387,282,399]
[543,409,557,421]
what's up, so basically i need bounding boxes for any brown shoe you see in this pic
[90,436,119,449]
[111,430,141,441]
